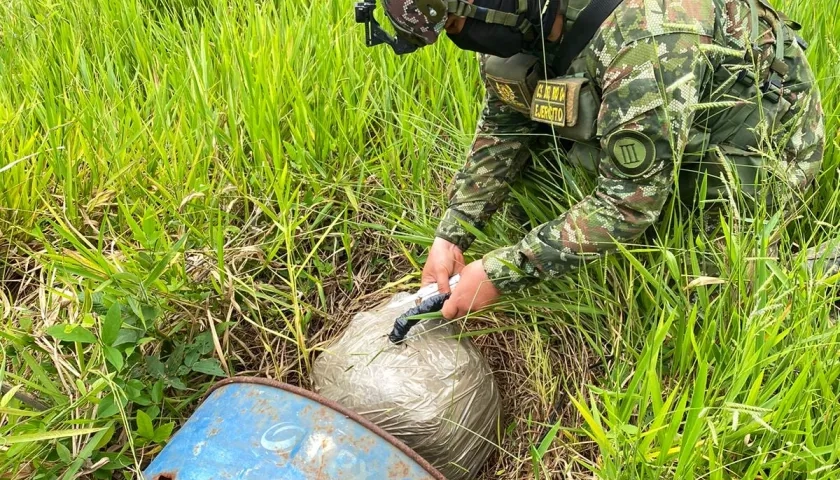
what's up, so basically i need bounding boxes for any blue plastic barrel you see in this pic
[143,377,445,480]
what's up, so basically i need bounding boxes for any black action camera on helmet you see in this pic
[354,0,420,55]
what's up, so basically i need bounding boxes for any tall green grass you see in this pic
[0,0,838,478]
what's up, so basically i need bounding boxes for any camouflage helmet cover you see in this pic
[381,0,449,47]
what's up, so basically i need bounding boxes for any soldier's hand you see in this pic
[422,237,465,294]
[441,259,500,320]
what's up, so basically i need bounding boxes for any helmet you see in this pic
[381,0,448,48]
[356,0,541,55]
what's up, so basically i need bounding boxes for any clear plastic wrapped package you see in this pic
[311,293,501,480]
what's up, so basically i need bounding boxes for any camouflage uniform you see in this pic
[435,0,825,292]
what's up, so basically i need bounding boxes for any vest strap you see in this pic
[447,0,537,39]
[550,0,624,75]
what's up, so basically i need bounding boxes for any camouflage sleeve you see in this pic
[483,32,711,292]
[434,58,539,252]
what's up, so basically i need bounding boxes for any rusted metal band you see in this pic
[206,376,448,480]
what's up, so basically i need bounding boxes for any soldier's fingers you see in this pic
[452,260,466,274]
[421,269,437,287]
[435,270,451,294]
[441,299,458,320]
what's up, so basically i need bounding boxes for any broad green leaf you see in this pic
[140,304,162,327]
[153,422,175,443]
[194,332,214,355]
[97,394,125,419]
[56,442,72,463]
[126,380,151,402]
[151,380,164,404]
[166,377,188,391]
[136,410,155,439]
[101,303,122,346]
[93,423,116,451]
[103,345,124,372]
[146,405,161,420]
[146,355,165,378]
[45,324,97,344]
[191,358,225,377]
[184,349,200,368]
[112,326,143,347]
[166,343,186,373]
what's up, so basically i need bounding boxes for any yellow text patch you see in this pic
[529,77,591,129]
[531,82,568,126]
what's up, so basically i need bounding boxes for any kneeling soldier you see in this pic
[355,0,825,317]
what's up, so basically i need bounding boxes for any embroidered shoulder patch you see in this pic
[606,131,656,177]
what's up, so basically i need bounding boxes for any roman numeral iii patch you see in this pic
[606,130,656,177]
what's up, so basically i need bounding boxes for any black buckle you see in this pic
[737,68,756,86]
[735,68,783,103]
[762,76,783,103]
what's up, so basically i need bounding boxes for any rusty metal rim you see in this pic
[206,376,448,480]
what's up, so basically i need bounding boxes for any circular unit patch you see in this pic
[607,130,656,178]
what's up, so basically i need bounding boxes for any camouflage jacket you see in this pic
[435,0,825,293]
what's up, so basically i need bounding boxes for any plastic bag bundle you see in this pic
[311,293,501,480]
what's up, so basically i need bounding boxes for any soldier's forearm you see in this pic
[435,135,534,252]
[437,54,540,252]
[481,180,670,293]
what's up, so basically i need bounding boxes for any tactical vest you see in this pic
[482,0,805,205]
